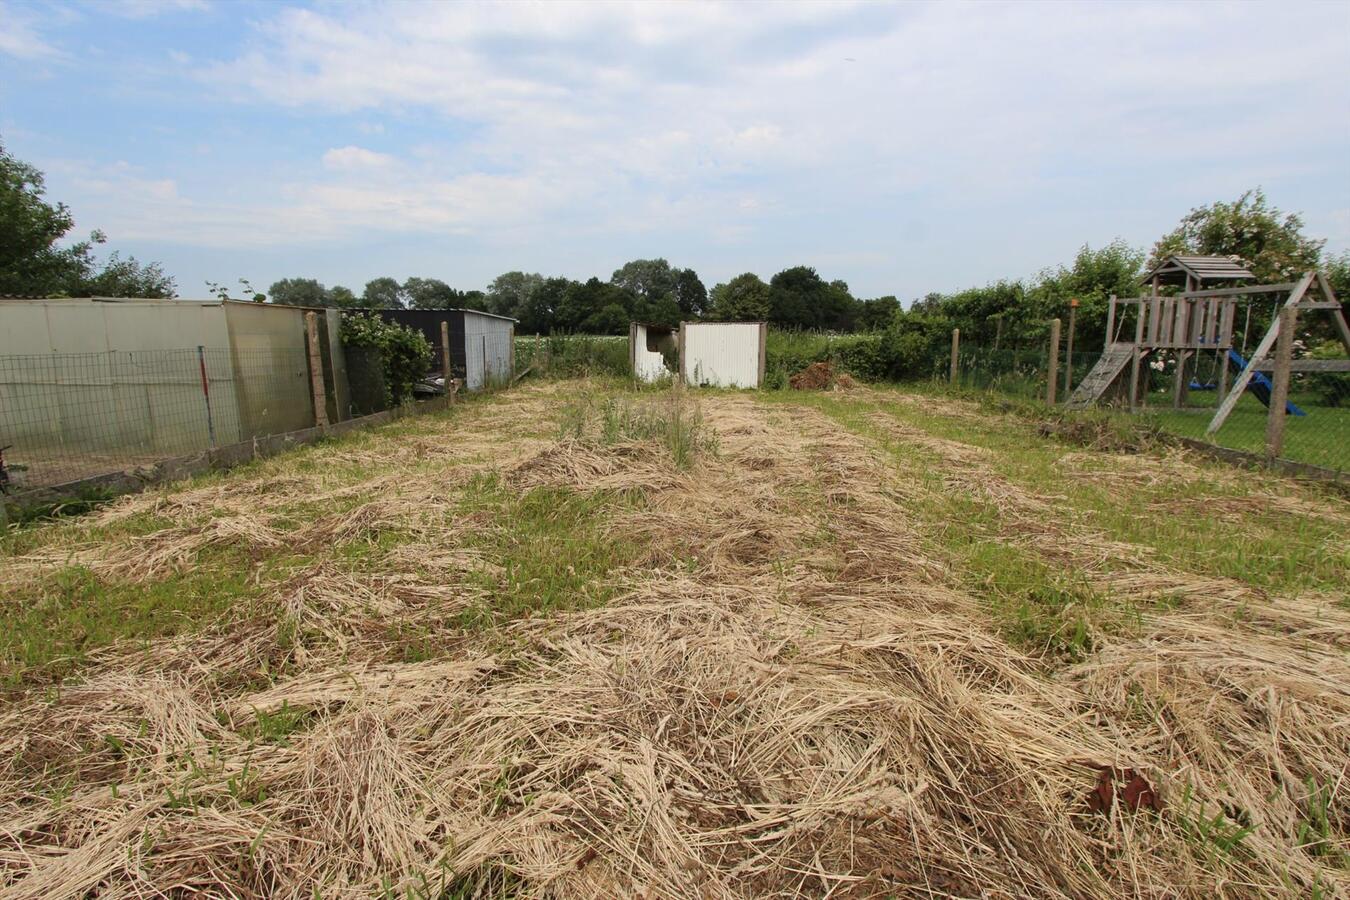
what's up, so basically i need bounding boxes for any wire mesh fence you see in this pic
[1,321,518,499]
[947,335,1349,472]
[0,348,321,492]
[1131,353,1349,472]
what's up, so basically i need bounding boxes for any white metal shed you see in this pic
[679,321,766,388]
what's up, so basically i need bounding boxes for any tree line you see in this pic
[258,260,901,337]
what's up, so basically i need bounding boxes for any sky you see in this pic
[1,0,1348,302]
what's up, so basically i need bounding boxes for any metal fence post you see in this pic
[1045,318,1062,405]
[949,328,960,385]
[1264,306,1296,459]
[196,345,217,448]
[305,312,329,428]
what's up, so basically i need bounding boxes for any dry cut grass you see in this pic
[0,380,1346,898]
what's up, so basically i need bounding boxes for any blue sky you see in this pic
[2,0,1348,301]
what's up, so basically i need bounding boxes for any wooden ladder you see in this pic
[1065,346,1133,409]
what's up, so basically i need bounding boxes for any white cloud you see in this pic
[321,146,394,170]
[0,1,62,59]
[106,0,209,19]
[33,0,1348,293]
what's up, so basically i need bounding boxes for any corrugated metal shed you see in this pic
[679,322,766,389]
[462,310,514,390]
[1141,255,1256,286]
[630,323,678,383]
[363,308,515,391]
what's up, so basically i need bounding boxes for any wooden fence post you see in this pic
[305,311,329,428]
[1264,307,1296,459]
[440,321,452,401]
[1046,317,1062,405]
[949,328,960,385]
[1063,299,1078,397]
[1130,300,1146,411]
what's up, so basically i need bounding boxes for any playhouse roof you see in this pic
[1141,255,1256,286]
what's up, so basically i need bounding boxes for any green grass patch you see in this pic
[0,549,259,687]
[454,474,640,627]
[767,389,1344,655]
[834,388,1347,595]
[1139,389,1350,472]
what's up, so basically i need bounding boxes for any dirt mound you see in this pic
[789,361,857,391]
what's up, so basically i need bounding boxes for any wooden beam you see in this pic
[1315,271,1350,352]
[1130,299,1146,411]
[1249,358,1350,373]
[1176,282,1297,299]
[305,311,329,428]
[950,328,960,385]
[1206,271,1314,435]
[1046,318,1061,405]
[1264,307,1296,458]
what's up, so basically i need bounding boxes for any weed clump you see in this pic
[555,390,716,468]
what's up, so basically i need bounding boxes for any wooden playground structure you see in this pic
[1067,255,1350,437]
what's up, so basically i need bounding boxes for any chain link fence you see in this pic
[0,348,321,493]
[0,342,426,499]
[947,330,1348,473]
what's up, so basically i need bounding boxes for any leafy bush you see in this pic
[883,310,954,379]
[764,331,889,387]
[1306,340,1348,407]
[514,333,629,379]
[340,313,432,409]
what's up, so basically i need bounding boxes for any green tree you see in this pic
[709,273,771,321]
[403,276,458,309]
[1150,188,1324,282]
[0,139,75,294]
[327,285,359,308]
[611,258,677,304]
[674,267,708,317]
[459,289,489,312]
[0,139,174,297]
[268,278,330,307]
[557,277,635,334]
[1030,240,1144,349]
[1324,250,1349,302]
[767,266,856,330]
[516,277,571,334]
[857,296,900,331]
[362,276,406,309]
[632,295,681,328]
[486,271,544,319]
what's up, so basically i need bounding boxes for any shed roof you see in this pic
[1141,255,1256,286]
[459,308,518,323]
[348,306,517,323]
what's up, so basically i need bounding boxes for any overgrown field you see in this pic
[1,380,1347,898]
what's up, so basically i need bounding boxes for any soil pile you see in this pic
[789,361,857,391]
